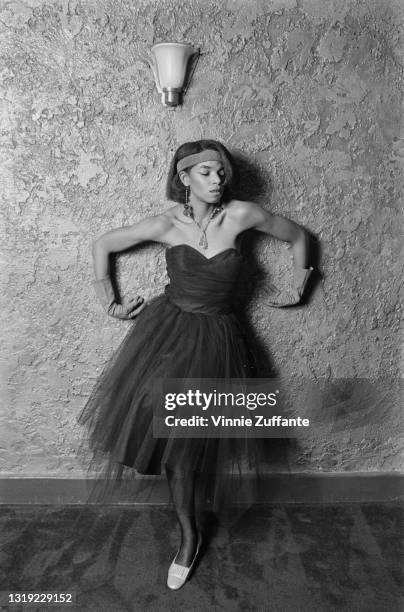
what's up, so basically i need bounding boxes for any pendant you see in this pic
[199,232,208,249]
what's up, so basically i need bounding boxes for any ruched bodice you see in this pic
[164,244,243,315]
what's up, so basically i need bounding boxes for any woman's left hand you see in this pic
[265,265,313,308]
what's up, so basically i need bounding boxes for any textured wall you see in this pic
[1,0,402,477]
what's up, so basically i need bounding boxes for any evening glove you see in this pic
[92,275,145,319]
[265,265,314,307]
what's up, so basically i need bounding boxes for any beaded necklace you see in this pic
[183,188,223,249]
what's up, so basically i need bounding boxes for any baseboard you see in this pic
[0,473,402,505]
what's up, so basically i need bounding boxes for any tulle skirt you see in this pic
[78,294,268,517]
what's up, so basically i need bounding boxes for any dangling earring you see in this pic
[183,186,193,218]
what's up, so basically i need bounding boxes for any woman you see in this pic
[78,139,312,590]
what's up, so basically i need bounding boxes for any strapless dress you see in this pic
[78,244,266,512]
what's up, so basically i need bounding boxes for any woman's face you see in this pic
[181,160,225,205]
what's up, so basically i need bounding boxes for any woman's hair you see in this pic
[166,139,239,203]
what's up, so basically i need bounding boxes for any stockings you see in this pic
[165,465,198,566]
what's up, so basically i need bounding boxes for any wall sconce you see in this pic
[150,42,199,108]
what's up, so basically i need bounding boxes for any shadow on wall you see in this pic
[230,153,322,377]
[230,150,271,203]
[228,153,323,473]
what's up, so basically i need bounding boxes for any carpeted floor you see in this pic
[0,503,403,611]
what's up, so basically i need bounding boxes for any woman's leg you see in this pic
[165,465,198,566]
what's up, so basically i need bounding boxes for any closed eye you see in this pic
[199,171,225,177]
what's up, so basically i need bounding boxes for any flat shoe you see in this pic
[167,532,202,590]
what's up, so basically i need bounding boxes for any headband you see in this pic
[176,149,223,173]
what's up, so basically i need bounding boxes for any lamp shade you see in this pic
[151,43,197,107]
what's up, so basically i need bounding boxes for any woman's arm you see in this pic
[229,200,313,306]
[90,213,173,320]
[92,214,173,279]
[254,211,309,268]
[229,200,309,267]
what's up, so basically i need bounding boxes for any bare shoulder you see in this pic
[141,204,179,232]
[160,203,184,222]
[225,199,270,230]
[123,205,178,244]
[136,203,186,241]
[225,199,260,216]
[160,202,196,230]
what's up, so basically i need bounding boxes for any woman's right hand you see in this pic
[108,295,146,320]
[92,276,147,320]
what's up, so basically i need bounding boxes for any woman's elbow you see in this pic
[293,226,308,245]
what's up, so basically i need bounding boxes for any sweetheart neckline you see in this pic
[166,244,241,261]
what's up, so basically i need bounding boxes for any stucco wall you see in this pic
[1,0,402,477]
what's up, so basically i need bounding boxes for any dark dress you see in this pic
[78,244,264,512]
